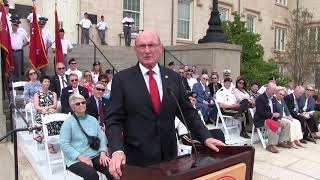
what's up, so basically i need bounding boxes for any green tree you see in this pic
[222,13,289,86]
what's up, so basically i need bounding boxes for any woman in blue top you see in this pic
[60,94,113,180]
[23,68,41,109]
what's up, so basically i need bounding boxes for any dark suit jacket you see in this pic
[49,75,69,98]
[208,83,222,96]
[284,93,299,116]
[181,76,191,92]
[105,64,211,166]
[254,92,278,128]
[86,95,108,125]
[60,85,89,114]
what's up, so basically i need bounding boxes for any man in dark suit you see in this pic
[178,67,191,92]
[86,81,108,131]
[106,31,224,179]
[254,82,290,153]
[49,62,69,99]
[284,86,318,142]
[61,73,89,114]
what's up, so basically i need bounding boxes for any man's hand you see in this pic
[204,138,225,152]
[77,155,93,166]
[109,151,126,180]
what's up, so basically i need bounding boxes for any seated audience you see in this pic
[299,85,319,140]
[61,74,89,114]
[178,67,191,93]
[284,86,319,143]
[23,68,41,109]
[86,82,108,132]
[186,69,197,90]
[254,82,291,153]
[49,62,69,100]
[80,70,94,95]
[275,88,304,148]
[248,82,260,100]
[192,74,215,123]
[208,73,222,97]
[233,77,254,107]
[221,70,234,88]
[98,74,111,98]
[91,61,103,84]
[216,78,250,138]
[65,58,82,80]
[258,76,276,94]
[315,96,320,111]
[33,75,59,153]
[60,94,113,180]
[105,69,113,94]
[191,65,199,80]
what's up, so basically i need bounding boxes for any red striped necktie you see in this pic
[147,70,161,114]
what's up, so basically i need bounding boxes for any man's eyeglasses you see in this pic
[84,74,91,77]
[70,79,78,82]
[96,87,106,92]
[70,62,77,65]
[179,71,184,74]
[279,94,285,96]
[74,101,86,106]
[136,43,160,50]
[306,89,314,91]
[202,78,208,81]
[57,67,65,70]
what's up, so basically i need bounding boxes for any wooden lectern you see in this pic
[121,146,255,180]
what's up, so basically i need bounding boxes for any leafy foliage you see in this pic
[222,13,290,87]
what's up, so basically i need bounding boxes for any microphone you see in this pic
[167,88,216,168]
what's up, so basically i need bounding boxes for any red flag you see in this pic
[0,3,14,76]
[29,4,48,69]
[54,9,63,64]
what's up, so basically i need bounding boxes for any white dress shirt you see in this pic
[139,63,163,101]
[52,38,73,54]
[10,28,29,50]
[122,17,134,27]
[42,28,53,48]
[65,68,82,80]
[97,21,108,30]
[79,18,92,29]
[216,87,237,105]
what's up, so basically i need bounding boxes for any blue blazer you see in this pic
[299,95,315,112]
[192,82,212,104]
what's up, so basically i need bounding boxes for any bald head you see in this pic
[134,31,163,69]
[266,82,277,97]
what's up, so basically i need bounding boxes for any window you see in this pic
[123,0,141,32]
[246,15,256,33]
[275,0,287,6]
[218,7,229,22]
[177,0,193,40]
[275,27,286,51]
[309,27,317,50]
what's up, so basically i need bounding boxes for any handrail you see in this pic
[89,37,118,73]
[163,48,185,67]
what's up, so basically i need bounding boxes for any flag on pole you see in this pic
[29,4,49,69]
[54,8,63,64]
[0,3,14,76]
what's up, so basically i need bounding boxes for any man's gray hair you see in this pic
[69,93,86,110]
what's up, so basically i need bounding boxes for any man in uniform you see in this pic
[97,15,108,45]
[38,17,53,75]
[79,12,92,45]
[52,28,73,67]
[122,12,134,46]
[10,16,29,81]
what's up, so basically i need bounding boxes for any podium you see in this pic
[121,146,255,180]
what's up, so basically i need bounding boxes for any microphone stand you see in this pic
[0,103,41,180]
[167,88,216,168]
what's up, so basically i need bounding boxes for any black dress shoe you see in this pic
[240,130,250,139]
[299,139,307,144]
[304,137,317,143]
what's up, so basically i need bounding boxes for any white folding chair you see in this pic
[214,99,240,140]
[12,81,28,127]
[249,108,268,149]
[42,113,71,174]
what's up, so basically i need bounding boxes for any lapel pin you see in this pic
[165,75,168,79]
